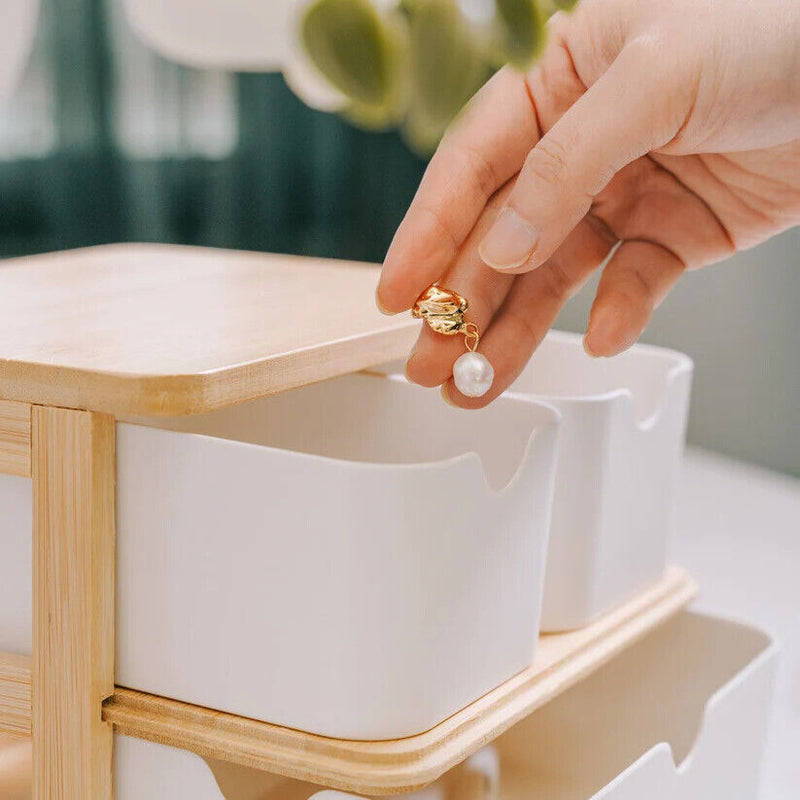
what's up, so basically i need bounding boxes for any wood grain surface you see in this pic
[32,407,115,799]
[0,653,31,739]
[0,245,418,416]
[0,400,31,476]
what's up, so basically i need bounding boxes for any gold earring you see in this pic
[412,285,494,398]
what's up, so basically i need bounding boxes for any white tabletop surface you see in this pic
[673,448,799,799]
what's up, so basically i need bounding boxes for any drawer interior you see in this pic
[509,332,690,422]
[370,331,690,426]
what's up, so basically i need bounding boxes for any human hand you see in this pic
[377,0,800,406]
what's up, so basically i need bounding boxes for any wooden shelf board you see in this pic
[0,567,696,795]
[0,244,418,417]
[110,566,695,794]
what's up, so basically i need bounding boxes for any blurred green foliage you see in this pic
[303,0,392,105]
[301,0,578,154]
[404,0,491,152]
[495,0,546,68]
[302,0,409,127]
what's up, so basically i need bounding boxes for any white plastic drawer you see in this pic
[492,611,776,800]
[111,612,777,800]
[0,372,560,740]
[375,330,693,632]
[507,330,693,631]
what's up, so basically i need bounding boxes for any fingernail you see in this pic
[585,310,635,358]
[583,334,601,358]
[479,208,538,270]
[375,287,395,316]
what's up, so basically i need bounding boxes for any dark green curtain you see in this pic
[0,0,427,261]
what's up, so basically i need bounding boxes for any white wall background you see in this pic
[556,227,800,476]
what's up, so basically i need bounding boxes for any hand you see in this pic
[376,0,800,407]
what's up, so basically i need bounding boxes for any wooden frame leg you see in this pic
[32,407,115,799]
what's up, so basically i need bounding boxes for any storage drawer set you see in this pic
[0,245,777,800]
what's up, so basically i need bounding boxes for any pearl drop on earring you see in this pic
[453,351,494,398]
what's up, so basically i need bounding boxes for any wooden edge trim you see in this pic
[0,325,419,418]
[0,400,31,477]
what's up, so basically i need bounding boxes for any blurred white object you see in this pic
[0,0,39,102]
[114,737,224,800]
[121,0,401,112]
[463,745,500,797]
[0,0,57,160]
[107,0,239,159]
[122,0,294,70]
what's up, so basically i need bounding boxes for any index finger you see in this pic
[376,66,539,314]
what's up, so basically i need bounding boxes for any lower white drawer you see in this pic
[493,611,777,800]
[112,611,777,799]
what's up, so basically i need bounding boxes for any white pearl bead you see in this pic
[453,351,494,398]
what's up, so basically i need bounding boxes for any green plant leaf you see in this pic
[537,0,580,19]
[404,0,490,153]
[494,0,546,68]
[301,0,395,106]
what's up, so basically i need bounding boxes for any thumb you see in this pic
[479,40,689,273]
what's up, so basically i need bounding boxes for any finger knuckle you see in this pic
[542,11,574,54]
[455,143,499,205]
[469,282,500,324]
[629,266,657,307]
[417,204,459,262]
[525,137,571,186]
[527,40,586,116]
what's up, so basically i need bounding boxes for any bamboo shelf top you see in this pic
[99,566,697,796]
[0,244,418,416]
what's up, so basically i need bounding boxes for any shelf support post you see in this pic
[32,407,115,799]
